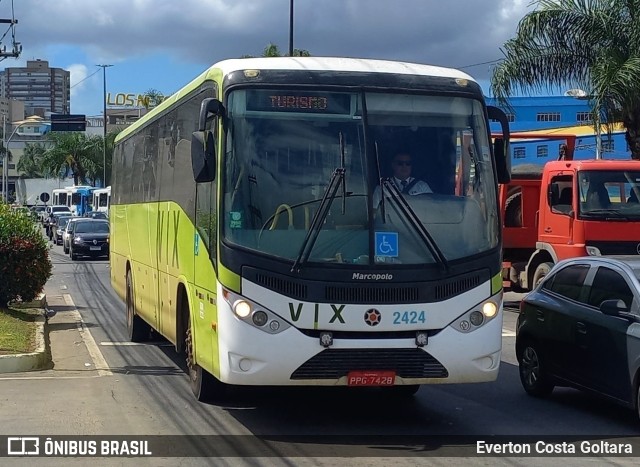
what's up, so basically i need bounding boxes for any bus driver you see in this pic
[373,152,432,207]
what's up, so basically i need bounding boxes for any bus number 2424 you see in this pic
[393,311,426,325]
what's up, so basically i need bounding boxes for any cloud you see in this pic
[68,64,89,97]
[4,0,535,79]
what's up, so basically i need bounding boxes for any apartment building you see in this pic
[0,59,70,117]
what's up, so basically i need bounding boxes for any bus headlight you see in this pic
[223,288,290,334]
[450,293,501,334]
[482,302,497,318]
[252,310,268,327]
[470,311,484,326]
[233,300,251,318]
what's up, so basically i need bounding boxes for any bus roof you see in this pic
[116,57,476,143]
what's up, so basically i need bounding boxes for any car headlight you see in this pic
[586,246,601,256]
[73,236,83,243]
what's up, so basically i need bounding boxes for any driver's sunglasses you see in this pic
[395,161,412,166]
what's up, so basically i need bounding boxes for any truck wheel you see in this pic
[532,262,553,288]
[504,192,523,227]
[126,269,150,342]
[185,319,226,402]
[518,340,554,397]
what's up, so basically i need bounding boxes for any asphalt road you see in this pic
[1,241,638,465]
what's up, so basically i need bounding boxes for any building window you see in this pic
[576,112,592,123]
[536,112,561,122]
[506,113,515,122]
[537,145,549,158]
[602,139,614,152]
[513,147,526,159]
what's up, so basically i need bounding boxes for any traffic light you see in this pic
[51,114,86,132]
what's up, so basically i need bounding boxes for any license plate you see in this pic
[347,370,396,386]
[89,246,101,251]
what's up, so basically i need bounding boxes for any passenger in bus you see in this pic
[373,152,432,207]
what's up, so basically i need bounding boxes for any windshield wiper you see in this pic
[290,167,344,273]
[374,141,386,222]
[291,132,347,273]
[382,179,449,270]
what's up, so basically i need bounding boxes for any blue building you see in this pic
[486,96,630,165]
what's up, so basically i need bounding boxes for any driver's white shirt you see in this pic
[373,177,432,207]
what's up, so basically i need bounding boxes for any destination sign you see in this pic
[246,91,351,114]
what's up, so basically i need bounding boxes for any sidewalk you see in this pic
[0,286,100,378]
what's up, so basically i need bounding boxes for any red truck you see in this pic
[500,133,640,291]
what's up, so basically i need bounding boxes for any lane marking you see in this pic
[100,341,173,347]
[64,294,113,376]
[502,330,516,337]
[0,375,102,381]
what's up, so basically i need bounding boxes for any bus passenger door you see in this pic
[193,180,218,375]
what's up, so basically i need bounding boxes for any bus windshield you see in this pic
[223,88,498,266]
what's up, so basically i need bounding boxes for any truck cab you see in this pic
[501,153,640,291]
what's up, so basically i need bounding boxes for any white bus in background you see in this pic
[92,186,111,213]
[52,188,70,207]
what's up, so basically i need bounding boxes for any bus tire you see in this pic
[126,269,150,342]
[185,320,226,402]
[532,262,553,288]
[383,384,421,397]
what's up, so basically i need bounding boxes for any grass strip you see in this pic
[0,307,37,354]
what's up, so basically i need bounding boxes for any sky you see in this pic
[0,0,536,118]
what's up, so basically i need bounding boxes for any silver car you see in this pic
[62,217,82,254]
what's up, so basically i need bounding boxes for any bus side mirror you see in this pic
[487,106,511,184]
[191,130,216,183]
[191,98,222,183]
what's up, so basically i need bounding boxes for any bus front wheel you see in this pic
[185,321,226,402]
[126,269,151,342]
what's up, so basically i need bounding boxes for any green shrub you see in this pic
[0,203,52,306]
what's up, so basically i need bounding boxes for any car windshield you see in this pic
[75,222,109,234]
[58,217,71,228]
[222,88,497,266]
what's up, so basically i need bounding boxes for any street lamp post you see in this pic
[2,116,44,201]
[97,64,113,187]
[566,88,602,159]
[288,0,294,56]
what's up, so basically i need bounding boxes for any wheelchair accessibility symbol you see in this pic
[375,232,398,257]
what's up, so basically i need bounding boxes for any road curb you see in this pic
[0,295,51,374]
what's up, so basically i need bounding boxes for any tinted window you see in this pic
[75,222,109,234]
[544,264,590,302]
[588,267,634,309]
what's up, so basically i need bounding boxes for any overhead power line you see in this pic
[0,0,21,61]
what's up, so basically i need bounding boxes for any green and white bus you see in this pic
[110,57,511,400]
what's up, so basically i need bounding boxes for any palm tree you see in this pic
[243,42,311,58]
[491,0,640,160]
[40,132,101,185]
[16,143,47,178]
[141,88,165,110]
